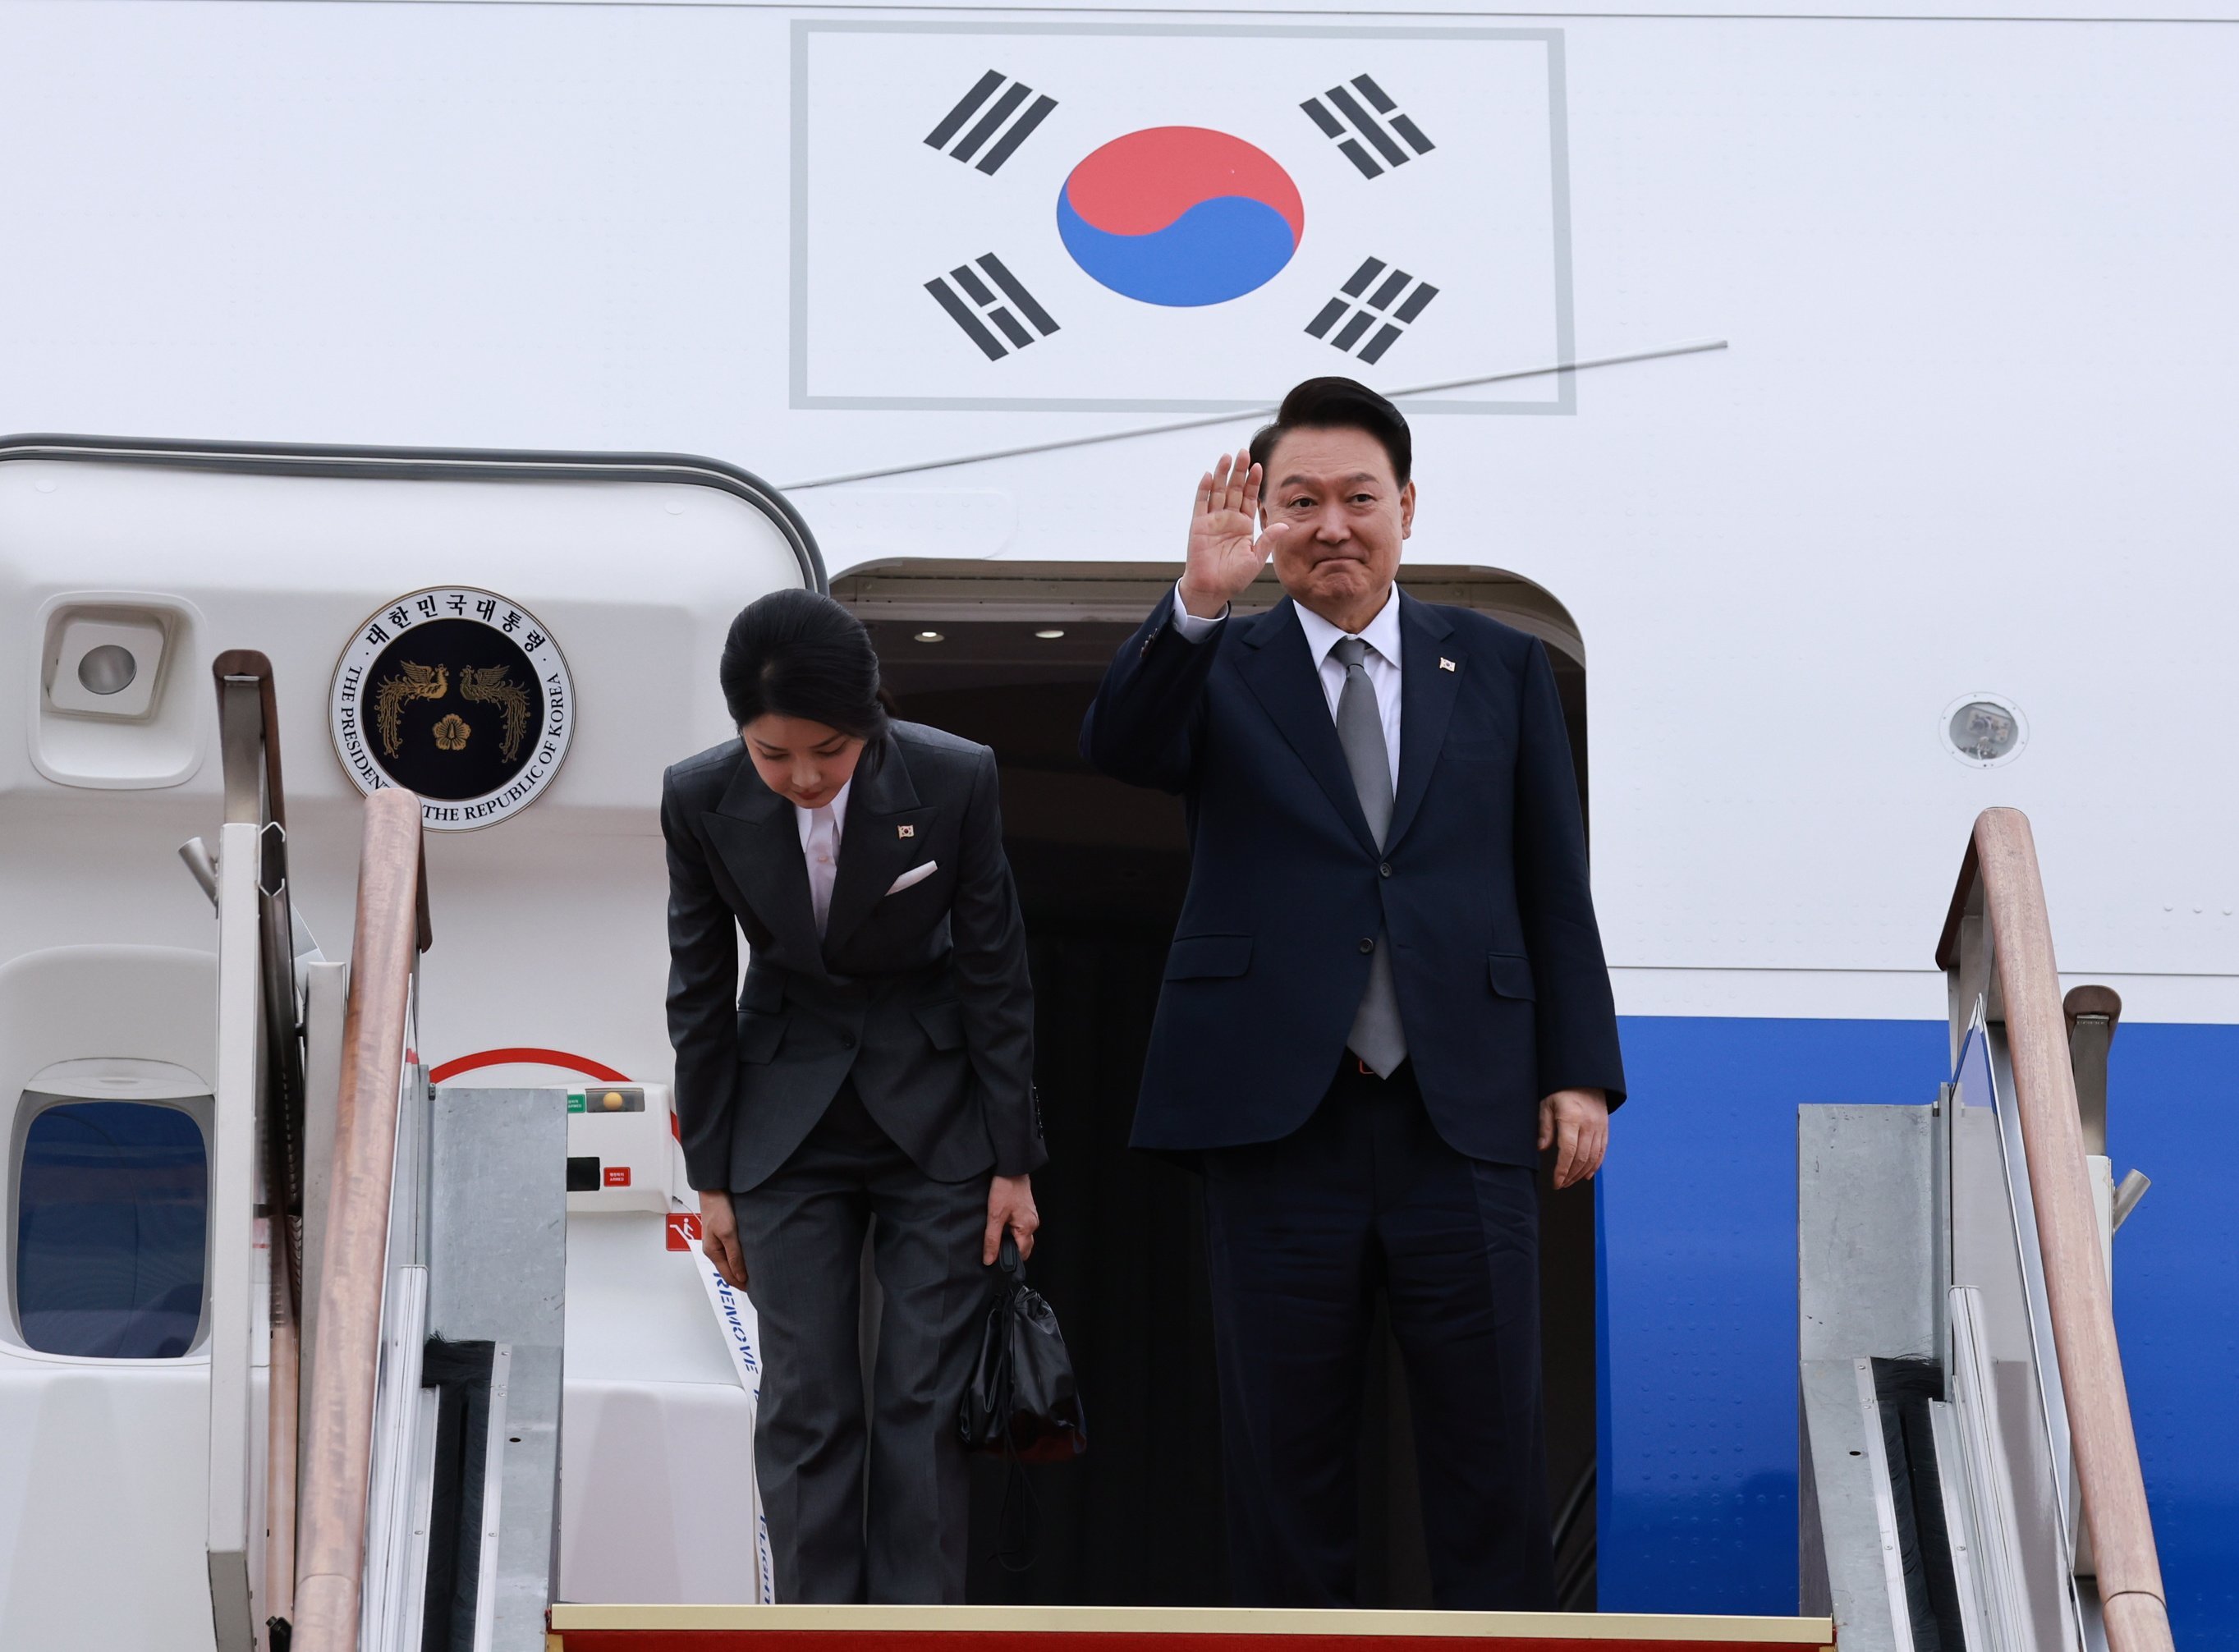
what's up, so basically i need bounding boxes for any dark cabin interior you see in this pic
[842,564,1599,1610]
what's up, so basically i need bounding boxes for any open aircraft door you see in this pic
[0,437,821,1650]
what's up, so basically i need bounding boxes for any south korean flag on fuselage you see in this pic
[794,22,1572,414]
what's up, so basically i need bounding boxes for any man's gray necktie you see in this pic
[1333,637,1406,1076]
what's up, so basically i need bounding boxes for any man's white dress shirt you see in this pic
[794,778,852,936]
[1170,581,1402,791]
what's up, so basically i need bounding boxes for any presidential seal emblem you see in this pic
[329,588,575,831]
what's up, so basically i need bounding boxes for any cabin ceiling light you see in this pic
[1943,694,2026,768]
[915,631,945,643]
[47,614,166,718]
[1034,628,1066,640]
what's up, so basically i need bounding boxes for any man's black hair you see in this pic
[719,587,892,743]
[1247,376,1412,487]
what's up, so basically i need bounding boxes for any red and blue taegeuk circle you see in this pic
[1056,127,1305,307]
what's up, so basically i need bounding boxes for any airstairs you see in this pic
[1797,812,2172,1652]
[140,648,1818,1652]
[268,670,1835,1652]
[1,622,2168,1650]
[177,654,570,1652]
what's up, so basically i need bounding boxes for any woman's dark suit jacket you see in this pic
[661,721,1042,1194]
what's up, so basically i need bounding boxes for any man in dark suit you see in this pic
[1081,377,1625,1609]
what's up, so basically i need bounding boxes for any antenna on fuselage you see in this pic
[781,337,1730,490]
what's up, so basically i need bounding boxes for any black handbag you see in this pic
[958,1235,1088,1466]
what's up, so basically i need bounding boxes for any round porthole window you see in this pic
[1943,694,2027,767]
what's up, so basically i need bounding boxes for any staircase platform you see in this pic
[544,1605,1837,1652]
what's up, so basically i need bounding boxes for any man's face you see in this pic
[1259,425,1415,621]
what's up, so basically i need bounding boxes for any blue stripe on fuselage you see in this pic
[1599,1015,2239,1645]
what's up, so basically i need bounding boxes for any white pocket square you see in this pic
[885,860,938,896]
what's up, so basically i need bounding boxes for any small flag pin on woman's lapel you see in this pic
[1438,657,1457,672]
[898,824,915,837]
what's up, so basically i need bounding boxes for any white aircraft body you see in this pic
[0,1,2230,1647]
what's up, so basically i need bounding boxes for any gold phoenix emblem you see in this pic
[459,665,532,763]
[374,663,447,759]
[371,659,532,763]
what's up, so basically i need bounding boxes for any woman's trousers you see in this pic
[732,1080,991,1603]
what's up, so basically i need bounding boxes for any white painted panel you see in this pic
[0,1367,219,1651]
[0,2,2230,1003]
[558,1380,763,1606]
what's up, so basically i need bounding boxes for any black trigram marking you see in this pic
[1301,76,1435,179]
[926,255,1060,360]
[925,70,1059,176]
[1304,258,1438,365]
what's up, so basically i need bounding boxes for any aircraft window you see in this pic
[15,1099,208,1358]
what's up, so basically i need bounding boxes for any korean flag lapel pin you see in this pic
[897,824,915,838]
[1438,657,1457,672]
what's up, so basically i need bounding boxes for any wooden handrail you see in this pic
[292,788,428,1652]
[1936,809,2172,1652]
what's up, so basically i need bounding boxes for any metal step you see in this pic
[545,1604,1838,1651]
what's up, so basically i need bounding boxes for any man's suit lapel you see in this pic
[1387,593,1461,853]
[704,751,827,975]
[820,735,934,955]
[1236,600,1380,858]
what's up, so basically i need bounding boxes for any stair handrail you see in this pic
[208,647,309,1650]
[292,787,429,1652]
[1934,807,2172,1652]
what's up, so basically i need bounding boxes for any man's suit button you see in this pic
[1358,938,1375,954]
[1379,862,1392,878]
[841,1032,857,1049]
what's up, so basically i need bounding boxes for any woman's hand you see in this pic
[700,1188,749,1289]
[984,1173,1039,1264]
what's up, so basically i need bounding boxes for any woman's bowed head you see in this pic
[720,587,888,814]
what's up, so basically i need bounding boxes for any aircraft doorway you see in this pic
[837,562,1596,1609]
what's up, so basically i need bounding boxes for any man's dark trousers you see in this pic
[1202,1057,1553,1610]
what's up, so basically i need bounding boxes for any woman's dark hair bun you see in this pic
[719,589,892,744]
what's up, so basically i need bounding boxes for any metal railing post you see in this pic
[2064,985,2122,1159]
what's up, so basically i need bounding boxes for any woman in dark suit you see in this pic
[662,589,1042,1604]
